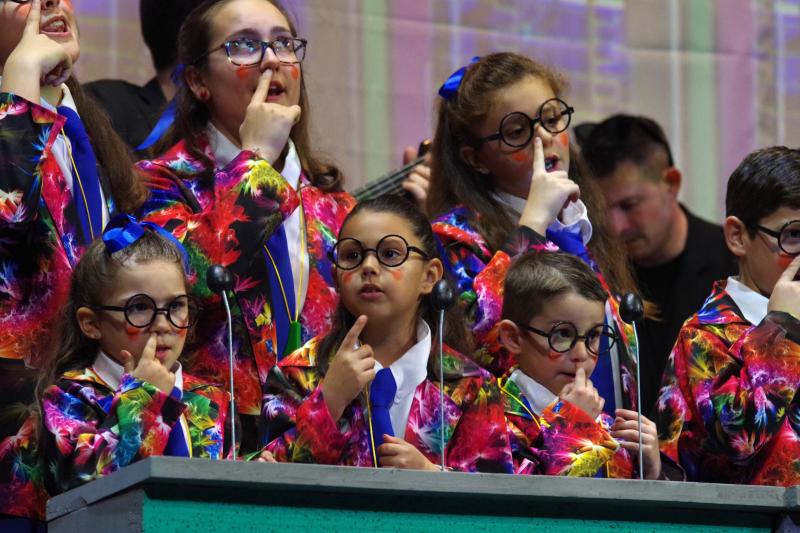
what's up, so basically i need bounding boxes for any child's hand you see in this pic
[768,255,800,320]
[120,334,176,394]
[321,315,376,422]
[559,367,604,420]
[2,0,73,103]
[610,409,662,480]
[400,146,431,211]
[239,69,301,164]
[378,435,440,471]
[519,137,580,235]
[255,450,277,463]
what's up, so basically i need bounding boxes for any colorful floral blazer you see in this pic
[136,138,354,416]
[0,92,115,519]
[499,372,633,478]
[41,368,229,494]
[657,280,800,486]
[432,206,638,408]
[261,337,514,473]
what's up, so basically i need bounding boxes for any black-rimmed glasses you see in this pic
[95,294,198,329]
[751,220,800,256]
[329,235,429,271]
[479,98,574,147]
[195,36,307,66]
[519,321,616,357]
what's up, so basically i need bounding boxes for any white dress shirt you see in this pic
[508,368,558,416]
[725,276,769,326]
[92,350,184,393]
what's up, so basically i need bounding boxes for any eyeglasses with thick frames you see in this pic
[95,294,198,329]
[330,234,429,271]
[478,98,574,148]
[750,220,800,256]
[519,321,616,357]
[195,36,307,66]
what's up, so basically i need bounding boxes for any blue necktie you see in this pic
[369,368,397,454]
[545,227,593,267]
[264,224,297,359]
[164,387,190,457]
[57,106,103,245]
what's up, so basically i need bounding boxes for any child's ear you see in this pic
[723,215,749,258]
[498,319,522,354]
[662,167,682,197]
[420,258,445,295]
[76,307,102,341]
[459,145,489,175]
[184,65,211,102]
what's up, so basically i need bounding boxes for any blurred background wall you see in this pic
[74,0,800,223]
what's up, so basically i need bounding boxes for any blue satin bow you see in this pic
[102,213,191,272]
[438,56,481,101]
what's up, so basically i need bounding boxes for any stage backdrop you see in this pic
[74,0,800,223]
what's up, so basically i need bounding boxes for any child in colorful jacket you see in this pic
[262,196,513,472]
[657,146,800,486]
[426,52,639,413]
[39,220,231,495]
[497,251,660,478]
[135,1,355,442]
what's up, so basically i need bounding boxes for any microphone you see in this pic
[431,279,455,471]
[619,293,645,480]
[207,265,237,460]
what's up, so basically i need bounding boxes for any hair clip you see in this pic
[438,56,481,101]
[102,213,191,272]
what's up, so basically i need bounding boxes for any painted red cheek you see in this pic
[177,328,188,337]
[511,151,528,163]
[125,325,142,339]
[342,271,355,285]
[777,254,794,270]
[547,351,562,361]
[389,269,404,281]
[235,67,250,80]
[288,64,300,81]
[556,132,570,148]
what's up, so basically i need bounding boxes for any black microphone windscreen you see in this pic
[207,265,234,294]
[619,293,645,324]
[431,279,455,311]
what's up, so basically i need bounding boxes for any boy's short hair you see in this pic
[580,114,675,180]
[726,146,800,231]
[140,0,200,71]
[501,252,607,325]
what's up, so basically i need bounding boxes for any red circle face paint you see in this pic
[389,269,405,281]
[556,132,570,148]
[287,64,300,81]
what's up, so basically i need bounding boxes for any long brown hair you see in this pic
[67,77,147,213]
[427,52,637,297]
[36,230,189,405]
[316,196,474,374]
[151,0,343,191]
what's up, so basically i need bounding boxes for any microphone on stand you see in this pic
[207,265,237,460]
[431,279,455,472]
[619,293,645,480]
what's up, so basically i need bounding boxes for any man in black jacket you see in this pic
[85,0,198,152]
[580,115,737,417]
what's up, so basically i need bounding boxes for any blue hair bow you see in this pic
[102,213,191,272]
[438,56,481,101]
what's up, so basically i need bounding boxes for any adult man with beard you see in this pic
[580,114,736,417]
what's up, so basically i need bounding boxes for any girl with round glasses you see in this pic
[497,251,661,479]
[427,52,640,416]
[37,226,232,495]
[135,0,355,448]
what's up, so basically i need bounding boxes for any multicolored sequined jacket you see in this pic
[136,138,354,416]
[0,92,115,520]
[41,367,229,494]
[432,206,637,409]
[657,280,800,485]
[262,337,514,472]
[499,373,633,478]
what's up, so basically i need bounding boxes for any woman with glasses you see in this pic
[38,224,232,494]
[0,0,144,524]
[426,52,641,416]
[496,251,661,479]
[136,0,354,452]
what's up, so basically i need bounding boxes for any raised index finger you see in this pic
[778,254,800,283]
[24,0,42,36]
[140,333,158,361]
[343,315,368,350]
[250,68,273,106]
[532,137,546,175]
[573,367,586,388]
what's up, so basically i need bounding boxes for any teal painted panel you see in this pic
[142,498,769,533]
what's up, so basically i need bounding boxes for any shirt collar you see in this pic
[374,319,431,400]
[493,190,593,245]
[207,123,301,190]
[725,276,769,326]
[508,368,557,415]
[92,350,183,392]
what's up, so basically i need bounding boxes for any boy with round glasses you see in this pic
[496,251,662,478]
[657,146,800,485]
